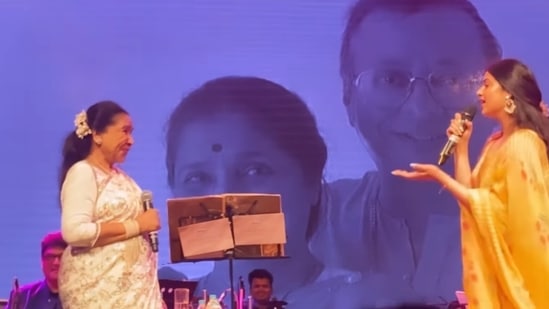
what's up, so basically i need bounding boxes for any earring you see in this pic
[504,95,516,114]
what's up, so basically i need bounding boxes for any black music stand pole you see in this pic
[226,204,236,309]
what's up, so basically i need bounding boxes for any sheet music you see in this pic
[233,213,286,246]
[177,218,234,257]
[168,193,285,261]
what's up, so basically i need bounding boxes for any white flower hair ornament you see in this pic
[74,110,92,139]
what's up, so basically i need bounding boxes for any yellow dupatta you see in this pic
[461,129,549,308]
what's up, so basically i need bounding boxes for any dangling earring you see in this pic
[504,95,516,114]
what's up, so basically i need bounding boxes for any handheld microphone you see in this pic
[141,190,159,253]
[438,105,477,166]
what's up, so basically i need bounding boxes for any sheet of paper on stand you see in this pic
[178,218,234,258]
[233,213,286,246]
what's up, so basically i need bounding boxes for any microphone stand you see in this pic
[225,204,236,309]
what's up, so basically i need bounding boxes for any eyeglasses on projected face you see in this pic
[353,68,483,109]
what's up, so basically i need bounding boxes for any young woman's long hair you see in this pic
[487,58,549,158]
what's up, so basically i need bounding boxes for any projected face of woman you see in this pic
[348,8,494,172]
[171,113,315,246]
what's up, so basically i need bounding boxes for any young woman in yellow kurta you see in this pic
[393,58,549,308]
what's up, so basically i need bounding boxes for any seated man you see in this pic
[6,231,67,309]
[248,269,277,309]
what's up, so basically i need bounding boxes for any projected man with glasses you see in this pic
[6,232,66,309]
[307,0,502,307]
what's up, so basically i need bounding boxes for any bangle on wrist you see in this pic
[123,220,140,239]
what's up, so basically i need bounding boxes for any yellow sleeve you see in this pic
[467,129,549,307]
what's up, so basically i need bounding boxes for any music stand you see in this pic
[167,194,287,309]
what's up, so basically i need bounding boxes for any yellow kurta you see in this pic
[462,129,549,308]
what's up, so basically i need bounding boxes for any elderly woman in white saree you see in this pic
[57,101,164,309]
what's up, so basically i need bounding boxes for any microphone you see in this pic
[239,276,245,309]
[437,105,477,166]
[141,190,159,253]
[239,276,245,291]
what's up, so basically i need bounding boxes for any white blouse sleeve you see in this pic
[60,161,101,247]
